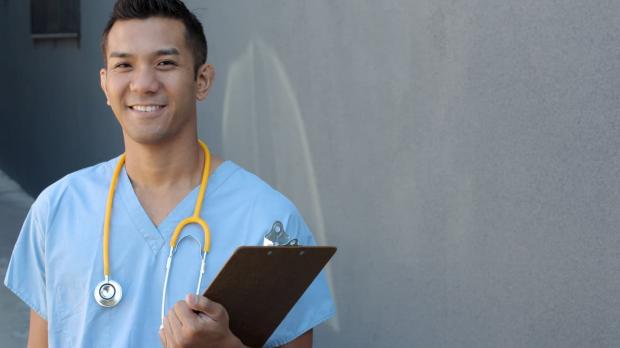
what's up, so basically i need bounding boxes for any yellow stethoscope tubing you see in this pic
[103,153,126,279]
[169,140,211,253]
[102,140,212,280]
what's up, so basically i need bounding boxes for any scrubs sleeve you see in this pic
[263,212,336,348]
[4,198,48,320]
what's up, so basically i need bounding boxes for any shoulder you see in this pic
[217,161,298,215]
[213,162,308,240]
[30,157,120,223]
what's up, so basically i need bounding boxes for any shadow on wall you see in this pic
[221,39,339,331]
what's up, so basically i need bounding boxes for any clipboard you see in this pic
[203,246,336,347]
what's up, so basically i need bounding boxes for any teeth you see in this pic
[131,105,163,112]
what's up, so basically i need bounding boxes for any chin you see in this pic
[124,129,174,145]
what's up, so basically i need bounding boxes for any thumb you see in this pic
[186,293,209,312]
[185,294,226,321]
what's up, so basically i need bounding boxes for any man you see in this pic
[4,0,335,347]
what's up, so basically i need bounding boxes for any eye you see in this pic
[157,60,178,68]
[113,62,131,70]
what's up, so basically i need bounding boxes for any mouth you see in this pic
[128,104,166,112]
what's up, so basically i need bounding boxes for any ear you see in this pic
[196,64,215,101]
[100,68,110,106]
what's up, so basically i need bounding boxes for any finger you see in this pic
[162,315,178,347]
[168,308,185,344]
[173,300,199,328]
[186,294,227,322]
[169,307,183,328]
[159,327,167,348]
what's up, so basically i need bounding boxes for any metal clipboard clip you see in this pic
[263,221,299,246]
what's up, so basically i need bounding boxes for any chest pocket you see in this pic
[51,281,92,347]
[48,235,109,347]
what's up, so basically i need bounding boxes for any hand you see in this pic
[159,294,246,348]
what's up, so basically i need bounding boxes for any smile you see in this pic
[129,105,165,112]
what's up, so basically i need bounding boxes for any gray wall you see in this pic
[0,0,123,196]
[198,2,620,346]
[2,0,620,347]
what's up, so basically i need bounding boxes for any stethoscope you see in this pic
[94,140,212,327]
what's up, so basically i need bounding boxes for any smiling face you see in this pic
[100,17,213,145]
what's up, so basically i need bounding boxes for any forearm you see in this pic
[27,310,48,348]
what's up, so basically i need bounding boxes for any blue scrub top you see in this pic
[4,158,335,347]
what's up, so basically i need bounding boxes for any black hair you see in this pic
[101,0,207,77]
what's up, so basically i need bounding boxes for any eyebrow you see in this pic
[108,48,180,59]
[155,48,180,56]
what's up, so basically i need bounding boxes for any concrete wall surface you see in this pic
[0,172,32,347]
[0,0,124,197]
[196,1,620,347]
[1,0,620,347]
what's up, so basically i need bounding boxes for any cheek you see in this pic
[106,77,129,102]
[106,80,129,122]
[163,75,196,102]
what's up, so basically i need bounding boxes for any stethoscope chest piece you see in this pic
[94,278,123,307]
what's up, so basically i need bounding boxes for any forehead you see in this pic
[106,17,188,56]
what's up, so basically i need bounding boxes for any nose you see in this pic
[129,66,160,94]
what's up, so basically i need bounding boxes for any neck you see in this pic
[123,135,203,191]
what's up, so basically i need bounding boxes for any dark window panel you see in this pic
[31,0,80,36]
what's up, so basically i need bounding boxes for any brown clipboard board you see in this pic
[203,246,336,347]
